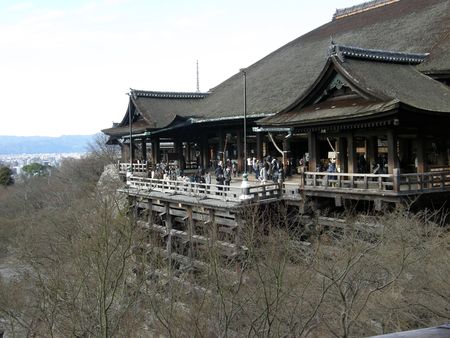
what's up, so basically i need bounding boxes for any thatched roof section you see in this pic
[103,0,450,137]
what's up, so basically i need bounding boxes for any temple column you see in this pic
[437,135,447,166]
[256,133,263,160]
[283,137,291,171]
[122,143,130,163]
[387,129,399,174]
[307,132,319,172]
[337,137,348,173]
[366,136,378,173]
[130,139,136,163]
[218,130,224,163]
[173,140,182,168]
[347,134,357,173]
[236,129,243,172]
[141,139,147,162]
[152,137,161,164]
[201,134,209,169]
[416,133,425,173]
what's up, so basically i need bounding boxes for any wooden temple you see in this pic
[103,0,450,268]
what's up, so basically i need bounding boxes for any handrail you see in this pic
[119,162,148,173]
[126,175,280,202]
[302,171,393,192]
[398,170,450,192]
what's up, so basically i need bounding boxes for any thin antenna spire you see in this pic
[196,60,200,92]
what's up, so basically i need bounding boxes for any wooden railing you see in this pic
[295,170,450,195]
[398,171,450,192]
[126,176,280,202]
[118,162,148,175]
[124,170,450,202]
[302,172,394,192]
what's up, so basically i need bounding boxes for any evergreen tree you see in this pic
[0,165,14,186]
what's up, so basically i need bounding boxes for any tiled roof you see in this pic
[333,0,400,21]
[104,0,450,137]
[130,89,209,99]
[332,45,428,64]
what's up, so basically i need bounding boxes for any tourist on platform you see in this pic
[260,162,269,183]
[232,160,237,177]
[254,160,260,180]
[204,171,211,194]
[215,161,225,195]
[327,159,337,186]
[224,166,232,190]
[247,157,253,173]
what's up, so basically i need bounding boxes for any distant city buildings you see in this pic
[0,153,85,179]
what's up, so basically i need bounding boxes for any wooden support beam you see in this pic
[347,134,357,173]
[174,140,184,168]
[337,137,348,173]
[416,133,425,173]
[367,136,378,172]
[307,132,319,172]
[256,132,263,160]
[141,138,147,162]
[236,128,243,172]
[152,137,161,163]
[165,202,172,261]
[201,134,209,169]
[387,129,398,174]
[218,130,224,162]
[187,206,194,263]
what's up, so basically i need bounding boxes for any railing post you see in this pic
[239,173,252,200]
[393,168,400,193]
[299,166,305,189]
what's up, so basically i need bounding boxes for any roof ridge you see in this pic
[333,0,400,21]
[330,44,429,64]
[130,89,209,99]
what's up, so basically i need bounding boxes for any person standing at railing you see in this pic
[204,170,211,194]
[327,159,337,186]
[259,162,268,183]
[215,161,225,195]
[224,166,232,190]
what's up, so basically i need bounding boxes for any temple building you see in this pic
[103,0,450,208]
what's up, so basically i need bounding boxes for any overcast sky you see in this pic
[0,0,364,137]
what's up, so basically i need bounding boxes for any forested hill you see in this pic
[0,134,97,154]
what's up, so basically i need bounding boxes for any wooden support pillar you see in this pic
[307,132,319,172]
[387,129,399,174]
[256,133,263,160]
[437,136,447,166]
[367,136,378,172]
[218,130,224,162]
[347,134,357,173]
[165,202,172,262]
[416,133,425,173]
[187,206,193,263]
[121,143,130,162]
[174,140,183,168]
[283,138,291,170]
[337,137,348,173]
[147,200,153,224]
[201,134,209,169]
[236,129,243,172]
[130,139,136,163]
[141,138,147,162]
[152,137,161,163]
[209,209,216,247]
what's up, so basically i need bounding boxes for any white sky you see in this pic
[0,0,364,137]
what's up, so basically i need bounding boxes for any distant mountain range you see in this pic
[0,135,97,155]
